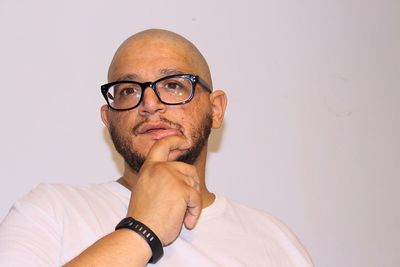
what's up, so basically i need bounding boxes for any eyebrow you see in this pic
[159,68,185,76]
[114,69,187,82]
[114,73,139,82]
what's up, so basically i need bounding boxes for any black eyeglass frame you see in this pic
[101,74,212,111]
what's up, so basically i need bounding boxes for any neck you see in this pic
[118,146,215,208]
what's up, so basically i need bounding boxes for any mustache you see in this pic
[132,116,184,135]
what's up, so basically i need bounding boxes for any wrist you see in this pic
[115,217,164,264]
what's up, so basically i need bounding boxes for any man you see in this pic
[0,29,313,266]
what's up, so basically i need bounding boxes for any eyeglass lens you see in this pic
[106,76,193,110]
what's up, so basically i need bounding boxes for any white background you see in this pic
[1,0,399,266]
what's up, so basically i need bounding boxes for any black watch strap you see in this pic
[115,217,164,264]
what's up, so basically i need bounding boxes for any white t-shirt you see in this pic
[0,182,313,266]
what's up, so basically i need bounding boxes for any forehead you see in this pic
[108,38,202,82]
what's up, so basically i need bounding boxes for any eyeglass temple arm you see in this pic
[197,76,212,92]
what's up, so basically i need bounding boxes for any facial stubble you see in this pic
[109,113,213,173]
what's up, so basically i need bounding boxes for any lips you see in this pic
[135,122,183,140]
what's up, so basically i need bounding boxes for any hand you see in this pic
[127,136,202,246]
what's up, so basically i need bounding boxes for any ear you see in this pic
[100,104,111,130]
[209,90,227,129]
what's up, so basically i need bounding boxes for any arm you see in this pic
[65,230,151,267]
[65,136,202,266]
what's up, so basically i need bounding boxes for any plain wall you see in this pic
[0,0,399,266]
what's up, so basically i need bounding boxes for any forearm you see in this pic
[64,229,151,267]
[66,137,203,267]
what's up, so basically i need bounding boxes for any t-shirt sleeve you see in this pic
[0,185,61,266]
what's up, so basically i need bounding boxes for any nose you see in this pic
[137,86,166,116]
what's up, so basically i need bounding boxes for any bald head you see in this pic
[108,29,212,87]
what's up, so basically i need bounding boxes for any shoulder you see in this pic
[17,182,108,206]
[13,181,127,221]
[20,181,124,202]
[0,182,127,265]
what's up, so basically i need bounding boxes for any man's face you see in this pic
[103,38,214,172]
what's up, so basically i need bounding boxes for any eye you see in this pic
[120,86,138,96]
[112,83,141,99]
[157,77,192,101]
[164,81,183,92]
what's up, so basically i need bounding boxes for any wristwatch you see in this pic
[115,217,164,264]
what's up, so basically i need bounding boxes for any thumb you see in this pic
[146,136,189,162]
[183,191,202,230]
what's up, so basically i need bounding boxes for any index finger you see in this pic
[146,135,190,162]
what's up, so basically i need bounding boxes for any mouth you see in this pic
[135,122,183,140]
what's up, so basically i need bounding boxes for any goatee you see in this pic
[109,114,212,173]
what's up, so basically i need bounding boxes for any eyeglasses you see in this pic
[101,74,212,111]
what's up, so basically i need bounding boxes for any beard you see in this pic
[109,113,212,173]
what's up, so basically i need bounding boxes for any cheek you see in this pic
[179,101,210,136]
[177,104,198,123]
[109,111,137,135]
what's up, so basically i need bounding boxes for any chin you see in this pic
[132,139,157,154]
